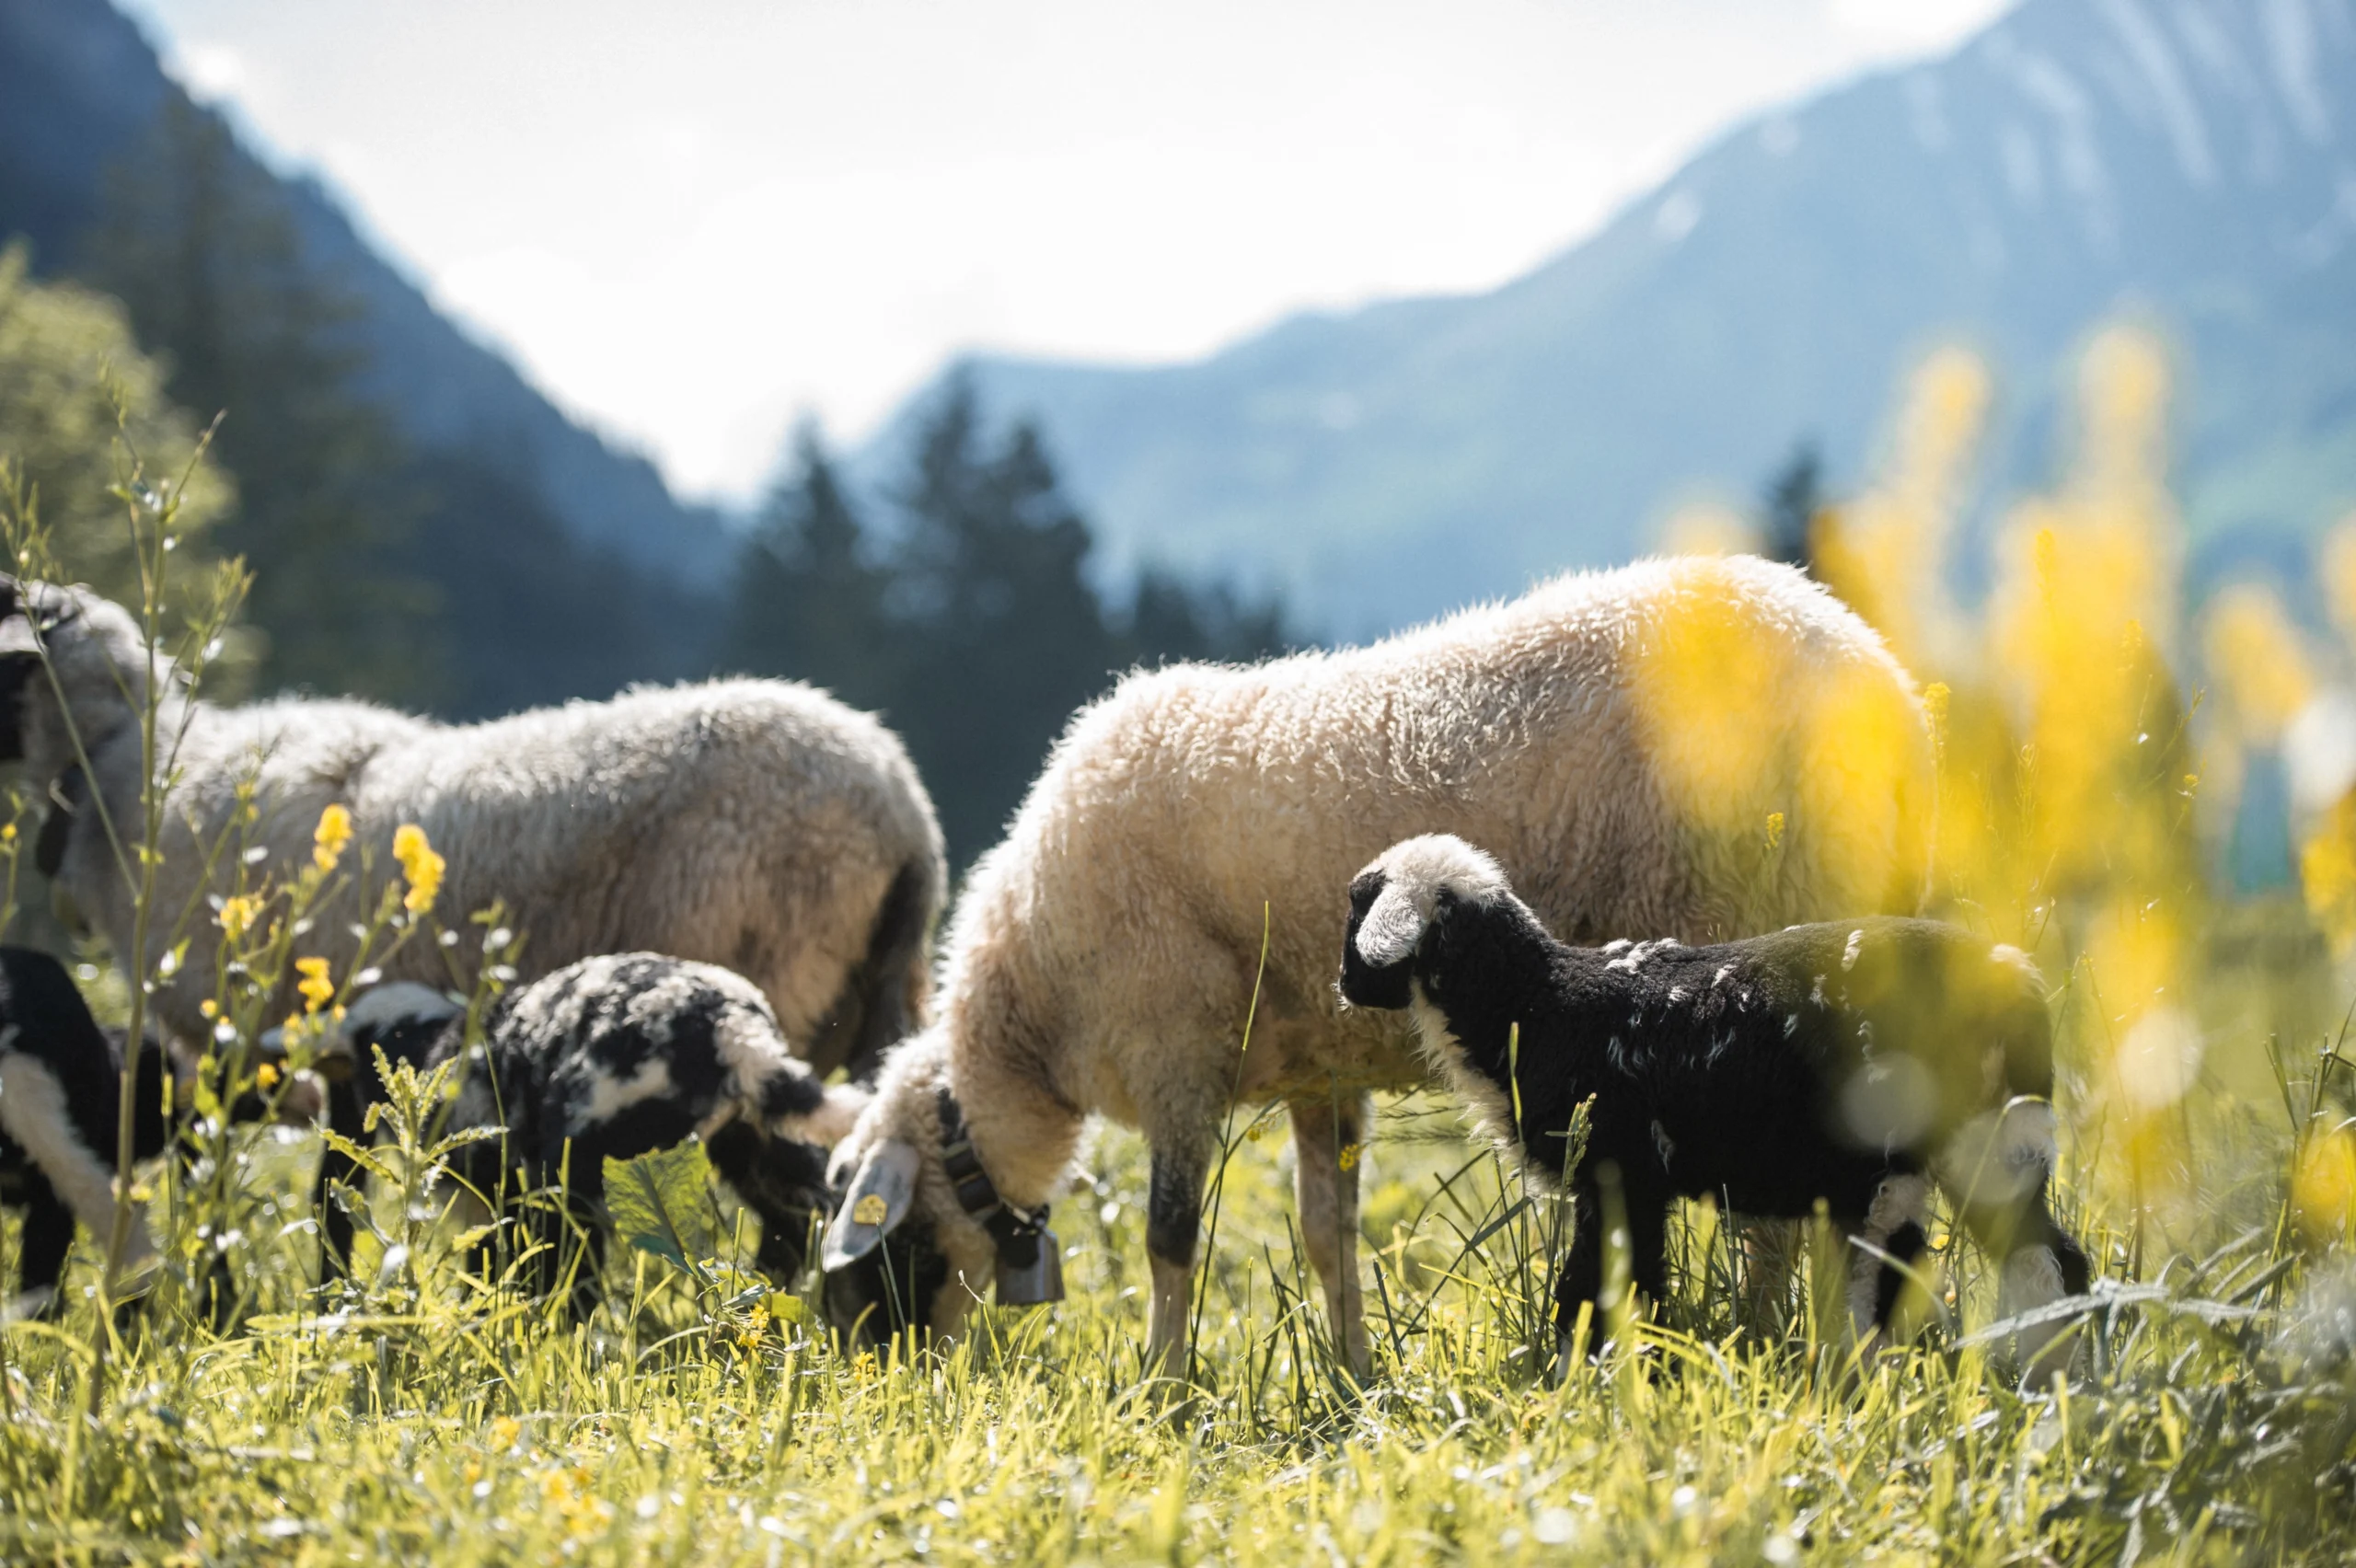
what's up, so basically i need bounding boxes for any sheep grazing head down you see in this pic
[1337,834,1513,1010]
[819,1038,1060,1348]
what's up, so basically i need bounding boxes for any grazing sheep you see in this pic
[821,555,1934,1373]
[327,954,864,1309]
[0,577,944,1090]
[0,947,169,1316]
[1337,834,2091,1377]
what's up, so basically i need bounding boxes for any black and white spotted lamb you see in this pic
[323,953,864,1309]
[0,947,172,1317]
[1336,835,2091,1371]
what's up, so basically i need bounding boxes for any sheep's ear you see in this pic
[822,1139,920,1270]
[1353,880,1430,969]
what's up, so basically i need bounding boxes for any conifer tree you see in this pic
[80,99,435,701]
[719,422,894,708]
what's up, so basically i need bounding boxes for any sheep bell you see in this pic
[992,1222,1064,1306]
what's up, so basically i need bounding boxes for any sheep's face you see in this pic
[821,1136,960,1346]
[1339,835,1514,1010]
[0,579,156,775]
[1338,869,1418,1009]
[821,1213,954,1347]
[322,983,466,1089]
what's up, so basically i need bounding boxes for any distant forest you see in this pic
[6,99,1290,867]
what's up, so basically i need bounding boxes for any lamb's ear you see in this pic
[1353,877,1431,969]
[822,1138,921,1269]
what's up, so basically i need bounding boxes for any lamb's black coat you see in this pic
[1340,863,2087,1340]
[333,954,837,1309]
[0,948,170,1311]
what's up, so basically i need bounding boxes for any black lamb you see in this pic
[321,954,863,1309]
[1336,834,2090,1375]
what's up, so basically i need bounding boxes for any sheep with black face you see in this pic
[324,955,863,1309]
[1338,834,2091,1377]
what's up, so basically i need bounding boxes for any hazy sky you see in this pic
[123,0,2010,502]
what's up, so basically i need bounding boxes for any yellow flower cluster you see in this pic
[393,824,444,915]
[313,802,352,873]
[295,954,334,1013]
[217,893,261,942]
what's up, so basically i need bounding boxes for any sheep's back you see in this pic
[948,558,1932,1103]
[99,679,939,1046]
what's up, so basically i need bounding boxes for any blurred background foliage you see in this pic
[0,241,229,617]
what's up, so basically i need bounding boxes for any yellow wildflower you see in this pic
[199,997,218,1020]
[217,894,261,942]
[0,822,15,843]
[1764,812,1785,852]
[393,824,445,915]
[294,955,334,1013]
[256,1061,280,1090]
[2294,1128,2356,1245]
[1338,1142,1362,1172]
[313,802,353,873]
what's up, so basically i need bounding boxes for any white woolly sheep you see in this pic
[1338,833,2090,1378]
[820,555,1934,1376]
[326,954,866,1310]
[0,577,942,1264]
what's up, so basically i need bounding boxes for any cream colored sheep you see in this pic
[0,578,944,1085]
[821,553,1934,1379]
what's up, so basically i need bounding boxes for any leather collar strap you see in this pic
[933,1085,1049,1270]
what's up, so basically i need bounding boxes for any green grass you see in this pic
[3,1029,2353,1566]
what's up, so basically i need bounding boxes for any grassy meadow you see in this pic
[4,329,2356,1564]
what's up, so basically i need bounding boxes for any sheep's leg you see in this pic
[1734,1215,1804,1331]
[314,1078,366,1279]
[1842,1173,1932,1353]
[1553,1188,1606,1350]
[14,1182,75,1319]
[1288,1094,1369,1383]
[1143,1143,1207,1386]
[1958,1183,2090,1386]
[1938,1101,2089,1383]
[1553,1168,1669,1355]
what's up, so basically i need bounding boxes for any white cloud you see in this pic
[172,40,246,101]
[1824,0,2015,51]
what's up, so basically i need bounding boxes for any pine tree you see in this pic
[79,99,437,702]
[887,375,1123,862]
[1761,442,1823,572]
[719,422,893,706]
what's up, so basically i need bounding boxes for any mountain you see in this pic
[0,0,732,591]
[873,0,2356,640]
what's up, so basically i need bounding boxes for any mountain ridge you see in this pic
[0,0,733,590]
[870,0,2356,640]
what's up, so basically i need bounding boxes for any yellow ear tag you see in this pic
[852,1193,890,1226]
